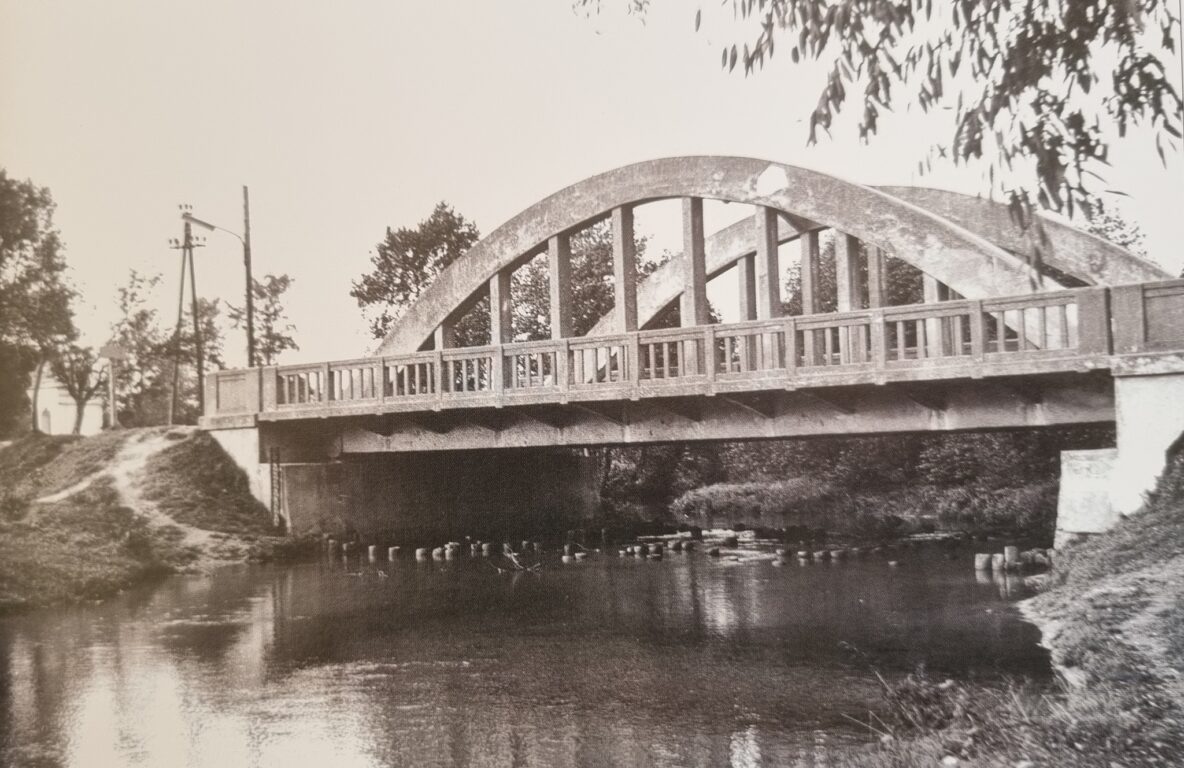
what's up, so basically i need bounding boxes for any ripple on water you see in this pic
[0,546,1049,767]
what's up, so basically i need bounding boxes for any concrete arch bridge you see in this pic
[202,157,1184,545]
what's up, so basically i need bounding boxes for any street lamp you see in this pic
[182,186,256,368]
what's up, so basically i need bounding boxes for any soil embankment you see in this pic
[0,427,295,613]
[839,446,1184,766]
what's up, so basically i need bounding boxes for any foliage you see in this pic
[0,170,75,350]
[351,202,481,341]
[109,271,168,424]
[109,271,223,426]
[781,233,923,315]
[49,344,107,434]
[583,1,1184,223]
[0,170,76,436]
[598,443,725,517]
[0,344,35,437]
[511,219,661,339]
[228,273,299,365]
[1084,202,1149,257]
[658,426,1112,540]
[670,477,1058,539]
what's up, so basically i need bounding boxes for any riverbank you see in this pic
[671,478,1057,543]
[0,428,299,613]
[840,446,1184,766]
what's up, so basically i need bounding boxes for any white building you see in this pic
[26,370,104,436]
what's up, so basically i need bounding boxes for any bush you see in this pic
[670,478,839,529]
[671,478,1058,540]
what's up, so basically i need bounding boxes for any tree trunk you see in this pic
[72,400,86,435]
[30,357,45,433]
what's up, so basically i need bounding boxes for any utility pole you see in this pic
[243,186,256,368]
[167,208,205,425]
[188,222,205,414]
[168,227,187,427]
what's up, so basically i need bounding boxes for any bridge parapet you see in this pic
[201,280,1184,427]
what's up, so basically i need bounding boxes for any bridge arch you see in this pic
[376,157,1071,356]
[581,187,1170,338]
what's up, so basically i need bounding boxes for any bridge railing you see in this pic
[203,280,1184,421]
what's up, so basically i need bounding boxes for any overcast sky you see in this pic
[3,1,1182,367]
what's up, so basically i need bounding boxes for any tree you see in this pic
[0,170,76,435]
[50,345,106,435]
[1085,203,1149,257]
[109,271,168,425]
[583,1,1183,224]
[781,231,922,316]
[351,203,482,341]
[108,271,223,426]
[229,274,299,365]
[510,219,661,340]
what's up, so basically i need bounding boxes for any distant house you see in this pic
[26,370,104,436]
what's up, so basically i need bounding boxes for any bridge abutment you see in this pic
[1055,364,1184,546]
[1111,369,1184,515]
[207,426,271,511]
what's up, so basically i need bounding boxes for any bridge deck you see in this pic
[203,280,1184,428]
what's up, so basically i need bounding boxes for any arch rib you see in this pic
[583,189,1169,339]
[377,157,1048,356]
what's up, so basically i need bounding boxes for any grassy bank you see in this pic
[0,428,295,613]
[838,447,1184,766]
[671,478,1057,542]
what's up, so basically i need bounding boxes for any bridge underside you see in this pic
[257,371,1114,456]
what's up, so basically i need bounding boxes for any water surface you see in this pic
[0,544,1048,767]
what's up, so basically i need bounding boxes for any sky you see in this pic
[2,0,1182,367]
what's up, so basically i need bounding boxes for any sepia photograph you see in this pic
[2,1,1183,765]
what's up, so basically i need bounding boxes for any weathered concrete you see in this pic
[207,426,271,511]
[278,449,597,540]
[878,186,1171,286]
[1055,448,1119,548]
[311,375,1115,453]
[582,185,1166,341]
[376,157,1045,356]
[1111,371,1184,514]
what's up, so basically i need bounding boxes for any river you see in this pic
[0,541,1048,767]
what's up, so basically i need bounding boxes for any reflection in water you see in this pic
[0,547,1049,767]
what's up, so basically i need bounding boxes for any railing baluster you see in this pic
[969,300,985,362]
[870,310,886,369]
[774,318,792,380]
[628,335,640,388]
[561,339,572,392]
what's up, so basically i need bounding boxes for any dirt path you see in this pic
[115,430,213,542]
[34,428,231,569]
